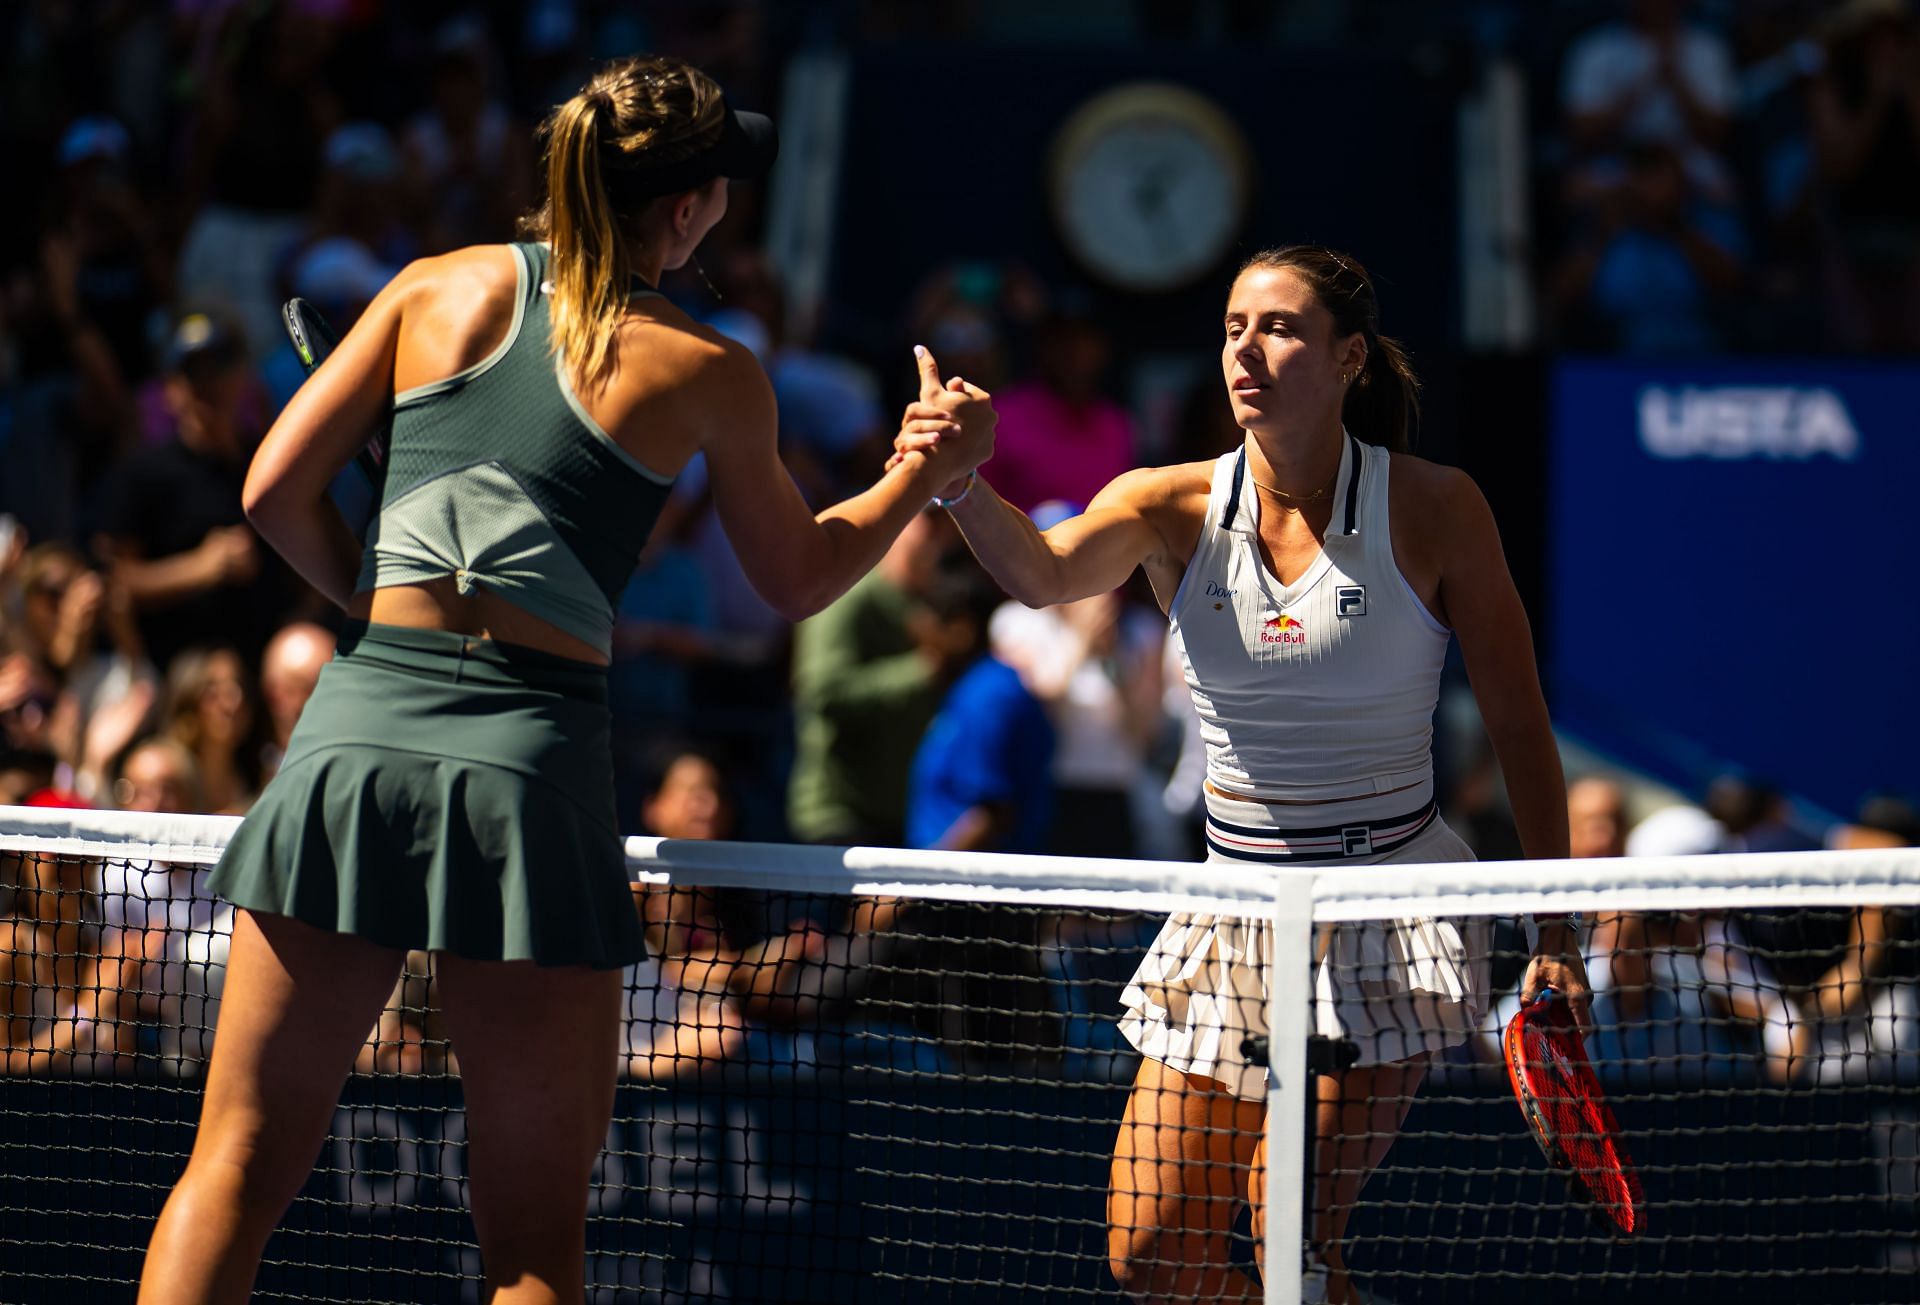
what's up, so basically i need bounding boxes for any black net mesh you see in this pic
[2,842,1917,1303]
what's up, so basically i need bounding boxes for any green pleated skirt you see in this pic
[208,621,645,969]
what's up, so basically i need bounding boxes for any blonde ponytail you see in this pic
[525,56,727,395]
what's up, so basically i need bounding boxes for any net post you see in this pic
[1263,870,1316,1305]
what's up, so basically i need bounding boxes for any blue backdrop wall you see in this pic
[1548,359,1920,815]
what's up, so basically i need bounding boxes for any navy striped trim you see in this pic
[1224,445,1247,530]
[1341,434,1362,535]
[1204,798,1438,863]
[1229,437,1360,533]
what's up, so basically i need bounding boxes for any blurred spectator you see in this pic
[1586,801,1726,1023]
[112,737,203,815]
[907,258,1048,397]
[891,560,1063,1072]
[710,251,889,486]
[789,510,954,847]
[1704,773,1820,852]
[1552,141,1747,353]
[258,622,335,783]
[1568,775,1630,860]
[1562,0,1738,206]
[1714,796,1920,1085]
[989,549,1163,859]
[161,646,262,816]
[313,122,417,270]
[610,539,716,827]
[0,514,25,628]
[2,116,162,547]
[402,17,531,252]
[1,792,122,1076]
[93,314,292,670]
[42,115,168,391]
[983,309,1137,514]
[1446,741,1527,862]
[626,744,754,1081]
[0,748,57,807]
[0,646,59,757]
[16,543,157,802]
[93,737,230,1076]
[1808,0,1920,351]
[907,559,1056,855]
[262,235,400,413]
[176,3,342,355]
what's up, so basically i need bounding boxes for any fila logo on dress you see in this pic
[1336,585,1366,617]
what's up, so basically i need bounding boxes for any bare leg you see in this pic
[1108,1056,1266,1302]
[138,910,406,1305]
[1311,1058,1427,1304]
[433,951,623,1304]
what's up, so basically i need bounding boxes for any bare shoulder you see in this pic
[625,317,771,446]
[401,244,520,307]
[1388,452,1492,524]
[389,245,522,358]
[1092,459,1214,517]
[675,326,771,407]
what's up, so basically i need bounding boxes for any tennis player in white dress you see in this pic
[896,246,1592,1304]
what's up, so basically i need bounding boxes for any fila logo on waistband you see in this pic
[1341,826,1374,856]
[1336,585,1367,617]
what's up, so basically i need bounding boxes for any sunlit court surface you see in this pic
[2,3,1918,1303]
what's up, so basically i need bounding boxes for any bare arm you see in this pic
[944,467,1179,609]
[936,802,1016,853]
[241,262,425,607]
[1432,471,1587,1020]
[706,348,990,622]
[1809,906,1892,1020]
[95,526,258,611]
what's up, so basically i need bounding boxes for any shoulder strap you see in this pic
[1222,445,1248,531]
[1340,434,1364,536]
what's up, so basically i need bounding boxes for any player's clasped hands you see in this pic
[891,344,995,500]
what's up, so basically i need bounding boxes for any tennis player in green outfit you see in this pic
[138,55,993,1304]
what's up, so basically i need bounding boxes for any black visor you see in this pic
[606,102,778,200]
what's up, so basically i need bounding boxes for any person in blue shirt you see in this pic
[908,559,1055,854]
[893,557,1058,1072]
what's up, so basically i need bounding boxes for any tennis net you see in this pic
[2,806,1917,1303]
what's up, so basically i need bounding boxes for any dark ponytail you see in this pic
[1236,246,1420,452]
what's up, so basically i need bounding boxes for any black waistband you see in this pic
[1204,797,1439,862]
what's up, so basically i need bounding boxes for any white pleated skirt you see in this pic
[1118,801,1489,1099]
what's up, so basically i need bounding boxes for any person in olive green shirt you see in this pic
[788,509,954,845]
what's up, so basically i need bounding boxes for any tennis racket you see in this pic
[282,297,389,539]
[1504,987,1646,1239]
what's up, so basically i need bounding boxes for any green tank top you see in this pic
[355,242,674,658]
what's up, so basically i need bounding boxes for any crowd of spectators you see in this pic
[1544,0,1920,353]
[1,1,1914,1085]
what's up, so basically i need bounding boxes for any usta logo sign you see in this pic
[1637,386,1860,461]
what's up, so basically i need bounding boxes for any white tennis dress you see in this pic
[1118,435,1491,1097]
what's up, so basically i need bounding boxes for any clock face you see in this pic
[1051,84,1252,293]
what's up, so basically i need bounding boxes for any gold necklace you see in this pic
[1251,466,1338,509]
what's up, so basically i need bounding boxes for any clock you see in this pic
[1049,82,1254,293]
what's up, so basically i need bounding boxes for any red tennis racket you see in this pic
[1504,988,1646,1239]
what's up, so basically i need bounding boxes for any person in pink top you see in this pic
[986,311,1136,513]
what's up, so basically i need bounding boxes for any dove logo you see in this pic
[1260,614,1306,646]
[1637,386,1860,461]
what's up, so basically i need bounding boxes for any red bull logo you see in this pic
[1260,614,1306,646]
